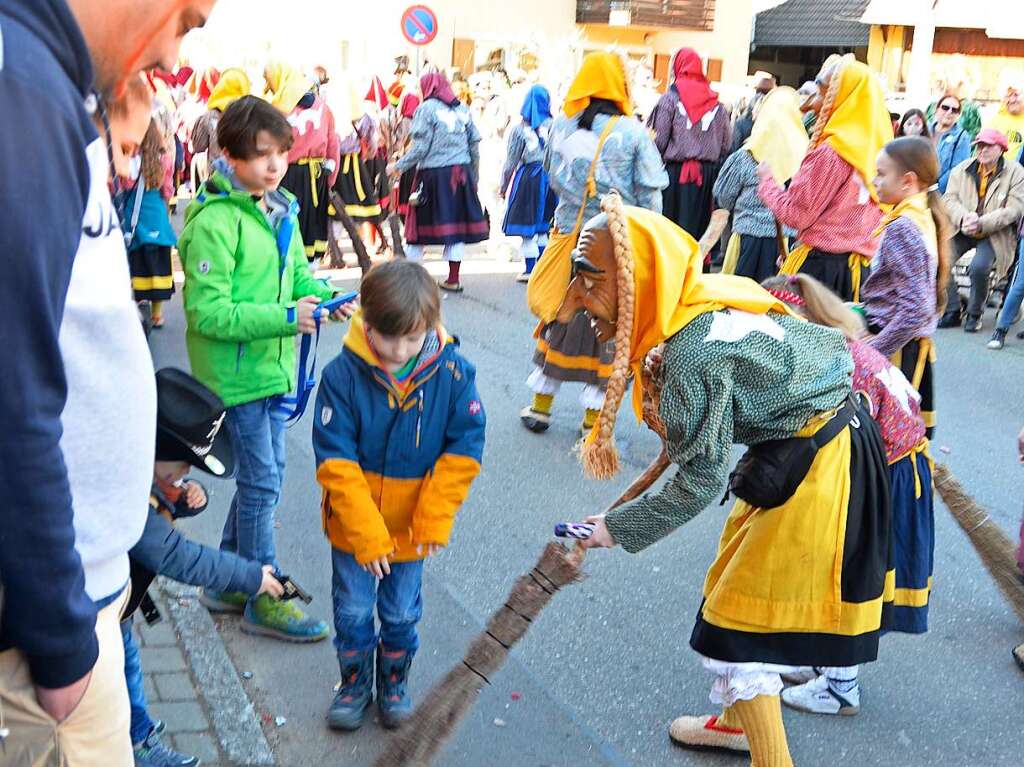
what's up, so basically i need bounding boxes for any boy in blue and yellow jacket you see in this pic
[312,260,486,732]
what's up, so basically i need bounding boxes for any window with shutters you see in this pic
[576,0,715,31]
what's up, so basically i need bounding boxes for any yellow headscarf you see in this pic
[265,62,310,114]
[873,190,937,253]
[207,68,251,113]
[816,60,893,201]
[581,199,791,478]
[562,52,632,119]
[745,87,808,184]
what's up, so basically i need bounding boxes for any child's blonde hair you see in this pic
[761,274,865,340]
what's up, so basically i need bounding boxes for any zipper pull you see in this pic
[416,390,423,449]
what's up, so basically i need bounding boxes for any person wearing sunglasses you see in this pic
[932,94,971,194]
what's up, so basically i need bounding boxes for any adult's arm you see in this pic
[633,130,670,214]
[758,145,847,233]
[395,106,432,173]
[942,165,971,230]
[324,102,341,188]
[978,167,1024,235]
[652,93,673,155]
[0,78,98,688]
[500,125,526,194]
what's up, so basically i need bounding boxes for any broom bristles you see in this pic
[934,463,1024,623]
[373,543,584,767]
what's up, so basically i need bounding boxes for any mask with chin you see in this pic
[556,214,619,343]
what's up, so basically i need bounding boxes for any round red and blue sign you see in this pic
[401,5,438,46]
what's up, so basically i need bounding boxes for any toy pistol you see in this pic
[274,573,313,604]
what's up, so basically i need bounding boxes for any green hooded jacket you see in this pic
[178,169,334,407]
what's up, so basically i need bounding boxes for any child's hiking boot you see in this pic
[327,650,374,731]
[668,714,750,753]
[376,647,414,729]
[199,589,247,614]
[133,727,199,767]
[781,674,860,716]
[241,594,329,643]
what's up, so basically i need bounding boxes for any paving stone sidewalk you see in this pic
[133,580,275,767]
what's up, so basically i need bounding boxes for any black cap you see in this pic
[155,368,234,477]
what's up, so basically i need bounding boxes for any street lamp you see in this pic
[609,1,632,26]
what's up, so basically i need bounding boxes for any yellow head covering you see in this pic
[816,60,893,201]
[562,52,632,119]
[745,87,809,184]
[581,198,790,478]
[207,68,251,113]
[265,62,310,114]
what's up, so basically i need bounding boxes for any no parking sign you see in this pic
[401,5,438,46]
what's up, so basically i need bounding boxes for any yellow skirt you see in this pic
[690,406,893,667]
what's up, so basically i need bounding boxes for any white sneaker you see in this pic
[781,674,860,716]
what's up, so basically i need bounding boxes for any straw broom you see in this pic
[933,462,1024,623]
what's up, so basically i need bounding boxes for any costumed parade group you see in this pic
[87,35,1008,767]
[523,50,945,767]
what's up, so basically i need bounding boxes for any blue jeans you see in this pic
[121,618,155,745]
[997,241,1024,331]
[331,549,424,654]
[220,399,286,569]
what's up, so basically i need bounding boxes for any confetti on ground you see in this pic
[510,692,521,701]
[493,718,506,727]
[242,671,253,679]
[940,446,952,454]
[275,716,287,727]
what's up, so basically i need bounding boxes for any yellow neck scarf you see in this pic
[207,68,251,113]
[562,52,632,119]
[874,190,937,251]
[818,61,893,202]
[745,87,809,184]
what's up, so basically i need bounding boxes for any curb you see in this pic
[159,580,276,766]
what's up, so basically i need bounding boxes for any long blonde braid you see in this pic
[809,55,851,149]
[581,191,636,480]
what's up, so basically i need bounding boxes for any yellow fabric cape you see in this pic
[562,52,632,119]
[745,86,808,184]
[207,68,251,113]
[615,207,792,421]
[265,62,309,114]
[818,60,893,202]
[872,190,937,251]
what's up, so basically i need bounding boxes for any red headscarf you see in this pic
[420,72,458,107]
[400,92,421,119]
[672,48,718,124]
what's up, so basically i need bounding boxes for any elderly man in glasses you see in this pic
[932,93,971,194]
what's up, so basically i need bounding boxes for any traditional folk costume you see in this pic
[395,72,489,291]
[651,48,731,249]
[860,192,941,437]
[713,87,807,283]
[575,200,891,766]
[522,53,667,435]
[760,59,892,301]
[335,112,384,225]
[501,85,557,281]
[384,93,421,221]
[189,69,250,186]
[270,65,341,263]
[126,182,177,316]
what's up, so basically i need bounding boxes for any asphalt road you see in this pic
[151,255,1024,767]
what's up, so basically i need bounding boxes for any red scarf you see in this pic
[672,48,718,124]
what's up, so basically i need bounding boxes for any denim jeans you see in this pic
[331,549,424,654]
[121,618,155,746]
[947,234,997,318]
[220,398,286,569]
[997,241,1024,331]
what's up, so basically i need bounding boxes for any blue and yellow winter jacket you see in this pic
[312,313,486,564]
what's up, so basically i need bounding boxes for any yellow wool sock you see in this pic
[151,301,164,321]
[582,408,600,429]
[715,705,743,731]
[532,393,554,415]
[729,696,793,767]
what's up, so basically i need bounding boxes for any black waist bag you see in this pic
[726,397,859,509]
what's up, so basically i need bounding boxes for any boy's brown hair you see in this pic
[217,95,294,160]
[360,260,441,336]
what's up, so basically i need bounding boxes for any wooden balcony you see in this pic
[576,0,716,31]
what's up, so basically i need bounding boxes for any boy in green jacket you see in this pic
[178,96,353,641]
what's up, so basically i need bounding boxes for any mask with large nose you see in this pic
[555,214,620,343]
